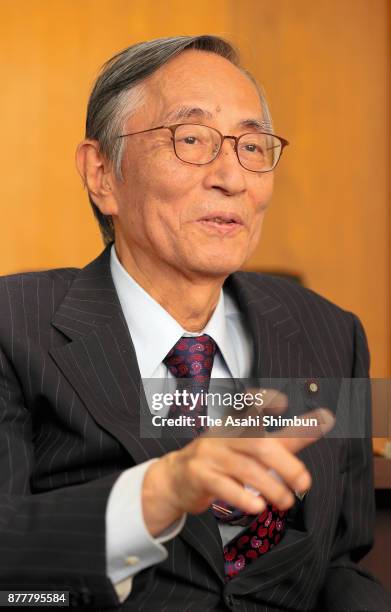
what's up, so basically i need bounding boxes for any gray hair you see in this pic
[85,35,272,245]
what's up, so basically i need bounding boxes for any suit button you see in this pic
[225,594,235,608]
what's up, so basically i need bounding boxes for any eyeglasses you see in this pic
[117,123,289,173]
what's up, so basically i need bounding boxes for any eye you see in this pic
[244,143,257,153]
[176,133,205,146]
[183,136,198,145]
[239,141,266,156]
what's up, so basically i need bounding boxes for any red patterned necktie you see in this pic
[163,335,287,579]
[217,502,287,580]
[163,334,217,434]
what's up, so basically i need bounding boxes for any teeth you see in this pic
[201,217,237,224]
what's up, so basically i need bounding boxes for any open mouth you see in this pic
[204,217,237,225]
[197,212,244,232]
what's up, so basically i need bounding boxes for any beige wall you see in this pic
[1,0,390,375]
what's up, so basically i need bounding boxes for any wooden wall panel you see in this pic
[1,0,389,375]
[238,1,391,378]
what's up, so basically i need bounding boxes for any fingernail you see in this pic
[317,409,335,428]
[296,473,310,491]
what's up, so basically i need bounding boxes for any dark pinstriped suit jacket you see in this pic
[0,245,390,611]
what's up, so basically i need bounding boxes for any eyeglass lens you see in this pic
[173,124,282,171]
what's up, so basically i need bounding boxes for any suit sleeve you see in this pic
[0,344,154,609]
[319,314,391,611]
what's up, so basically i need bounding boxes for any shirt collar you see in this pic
[110,244,239,378]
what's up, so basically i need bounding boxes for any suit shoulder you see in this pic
[232,272,368,375]
[0,267,80,322]
[235,271,357,325]
[0,266,79,292]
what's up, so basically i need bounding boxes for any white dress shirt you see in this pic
[106,245,253,600]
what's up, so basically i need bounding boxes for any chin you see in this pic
[188,254,246,278]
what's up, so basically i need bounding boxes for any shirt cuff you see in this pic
[106,459,186,593]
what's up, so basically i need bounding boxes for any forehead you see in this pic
[143,50,263,123]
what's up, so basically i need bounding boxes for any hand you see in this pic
[142,401,335,537]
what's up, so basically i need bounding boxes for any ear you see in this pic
[75,139,119,216]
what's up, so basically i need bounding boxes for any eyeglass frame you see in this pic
[116,123,289,173]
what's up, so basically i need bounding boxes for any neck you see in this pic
[114,242,225,332]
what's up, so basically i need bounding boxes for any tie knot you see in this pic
[163,334,217,383]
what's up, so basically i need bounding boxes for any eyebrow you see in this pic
[163,106,213,123]
[163,105,271,131]
[239,118,272,132]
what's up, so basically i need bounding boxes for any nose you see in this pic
[219,136,238,160]
[204,136,246,195]
[221,135,237,150]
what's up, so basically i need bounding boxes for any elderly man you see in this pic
[0,35,389,611]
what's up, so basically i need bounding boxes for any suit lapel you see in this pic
[225,272,308,379]
[50,246,184,463]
